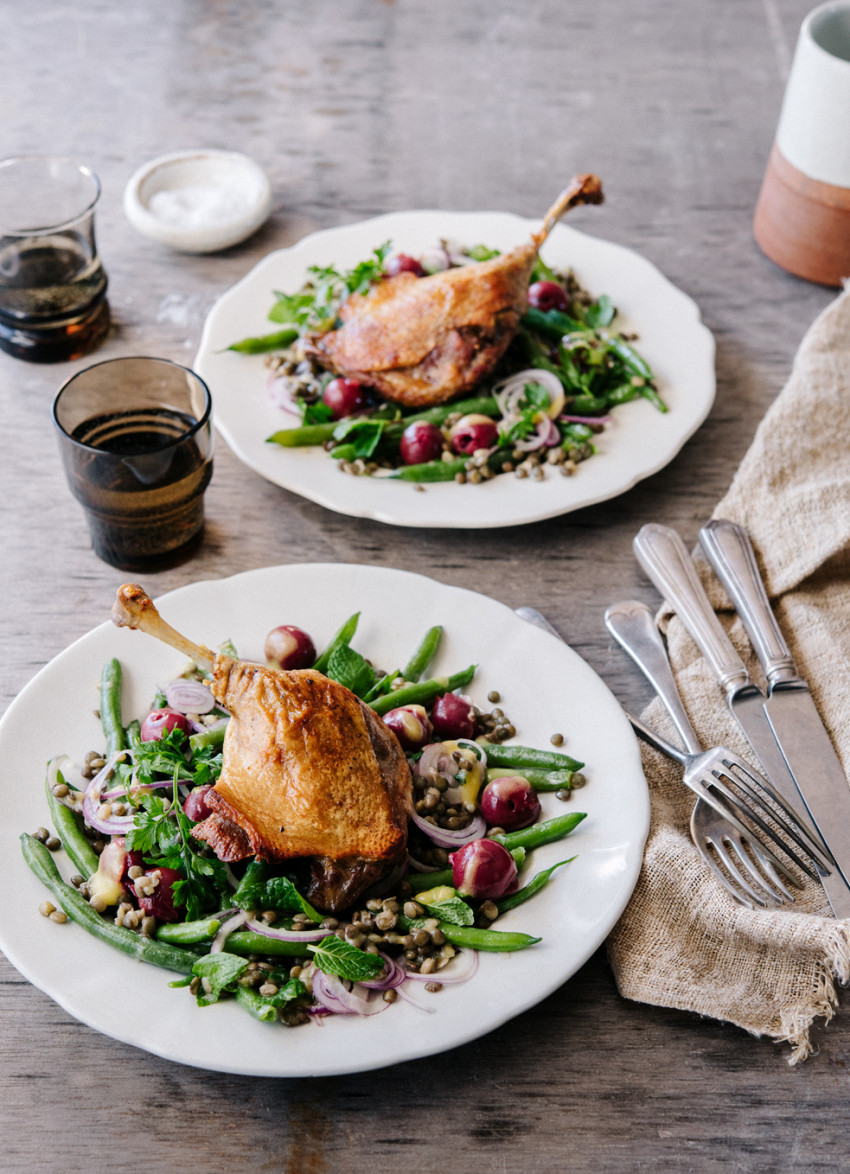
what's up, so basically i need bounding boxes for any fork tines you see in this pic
[709,757,835,880]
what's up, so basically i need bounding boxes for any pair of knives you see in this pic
[633,521,850,917]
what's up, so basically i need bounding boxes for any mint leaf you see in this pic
[301,400,334,426]
[331,417,387,460]
[466,244,500,262]
[192,952,248,1005]
[423,895,475,927]
[326,644,376,698]
[232,861,321,920]
[307,936,386,982]
[583,294,615,329]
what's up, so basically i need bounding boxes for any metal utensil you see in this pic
[700,518,850,902]
[631,521,850,916]
[604,600,833,896]
[632,524,806,813]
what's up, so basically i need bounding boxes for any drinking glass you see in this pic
[0,155,109,361]
[52,357,213,569]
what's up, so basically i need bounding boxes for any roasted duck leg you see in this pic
[310,173,603,408]
[112,585,412,913]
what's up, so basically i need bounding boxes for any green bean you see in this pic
[402,626,443,682]
[235,985,278,1022]
[312,612,360,674]
[390,458,467,483]
[227,327,299,354]
[223,931,313,958]
[100,659,126,757]
[189,722,228,752]
[495,858,575,914]
[21,834,194,974]
[369,665,475,716]
[156,917,222,945]
[491,811,586,853]
[521,307,585,339]
[267,421,338,448]
[479,740,584,773]
[363,671,400,704]
[400,395,499,428]
[44,768,98,878]
[406,847,526,893]
[396,913,539,952]
[486,766,576,792]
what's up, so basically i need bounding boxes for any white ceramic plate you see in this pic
[0,565,648,1076]
[194,211,715,527]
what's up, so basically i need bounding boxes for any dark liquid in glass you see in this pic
[0,235,109,362]
[64,407,212,570]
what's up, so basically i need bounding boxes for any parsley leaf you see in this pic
[301,400,334,426]
[307,936,386,982]
[498,381,553,447]
[465,244,501,262]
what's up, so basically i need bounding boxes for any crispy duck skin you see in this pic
[111,585,413,914]
[308,174,603,408]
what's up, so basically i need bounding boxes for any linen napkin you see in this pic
[606,285,850,1062]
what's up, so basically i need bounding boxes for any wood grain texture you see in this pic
[0,2,845,1171]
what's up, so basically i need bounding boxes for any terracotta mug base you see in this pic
[754,144,850,287]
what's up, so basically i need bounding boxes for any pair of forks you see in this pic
[604,599,833,909]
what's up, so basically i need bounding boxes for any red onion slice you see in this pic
[211,910,249,953]
[515,415,560,452]
[493,368,564,420]
[312,971,389,1016]
[243,917,328,943]
[402,948,479,985]
[359,953,406,991]
[267,370,302,416]
[82,750,136,836]
[163,678,216,715]
[410,808,486,849]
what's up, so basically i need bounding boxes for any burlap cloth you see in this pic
[606,286,850,1062]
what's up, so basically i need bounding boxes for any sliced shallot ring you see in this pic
[410,808,486,848]
[401,948,479,985]
[211,909,249,953]
[163,678,216,714]
[312,971,388,1016]
[243,917,328,943]
[82,750,136,835]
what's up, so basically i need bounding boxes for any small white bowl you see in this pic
[123,149,273,253]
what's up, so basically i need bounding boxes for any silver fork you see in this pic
[604,600,834,905]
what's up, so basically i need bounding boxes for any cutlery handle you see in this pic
[624,710,689,766]
[604,600,703,755]
[633,523,750,694]
[698,519,798,686]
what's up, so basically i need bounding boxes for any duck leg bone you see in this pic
[111,583,216,672]
[532,173,604,249]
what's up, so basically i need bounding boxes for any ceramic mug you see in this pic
[754,2,850,286]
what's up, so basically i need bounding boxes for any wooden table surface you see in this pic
[1,2,845,1170]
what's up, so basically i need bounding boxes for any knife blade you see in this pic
[700,519,850,904]
[632,523,850,916]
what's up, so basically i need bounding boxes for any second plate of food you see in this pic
[194,207,715,528]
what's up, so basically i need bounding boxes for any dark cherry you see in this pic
[527,281,569,312]
[400,421,444,465]
[323,377,366,420]
[385,253,426,277]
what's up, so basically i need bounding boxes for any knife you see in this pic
[632,523,849,916]
[699,519,850,901]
